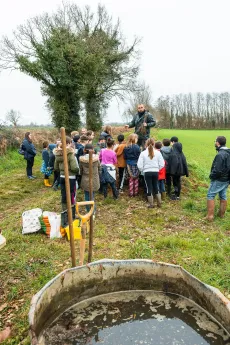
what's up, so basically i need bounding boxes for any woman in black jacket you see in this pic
[21,132,36,179]
[167,142,189,200]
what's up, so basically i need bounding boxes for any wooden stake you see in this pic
[60,127,76,268]
[88,149,94,263]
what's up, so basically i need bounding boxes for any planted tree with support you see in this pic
[0,4,140,132]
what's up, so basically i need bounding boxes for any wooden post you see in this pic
[88,149,94,263]
[60,127,76,268]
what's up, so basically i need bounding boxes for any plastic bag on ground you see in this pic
[43,211,62,239]
[22,208,43,235]
[0,233,6,249]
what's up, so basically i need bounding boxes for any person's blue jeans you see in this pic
[158,179,166,193]
[103,181,118,199]
[207,180,229,200]
[26,158,34,177]
[84,191,96,214]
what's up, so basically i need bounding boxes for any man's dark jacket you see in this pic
[128,111,156,139]
[210,146,230,182]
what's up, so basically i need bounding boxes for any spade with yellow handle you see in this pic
[76,201,95,266]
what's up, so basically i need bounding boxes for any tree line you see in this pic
[2,3,230,132]
[156,92,230,129]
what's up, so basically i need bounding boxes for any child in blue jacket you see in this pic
[41,141,52,187]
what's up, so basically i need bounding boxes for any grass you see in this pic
[157,129,230,178]
[0,128,230,344]
[0,150,26,175]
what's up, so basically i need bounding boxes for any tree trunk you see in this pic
[85,96,103,131]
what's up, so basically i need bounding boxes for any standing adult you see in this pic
[125,104,156,149]
[100,125,113,142]
[206,136,230,221]
[21,132,37,179]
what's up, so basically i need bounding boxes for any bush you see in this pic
[0,127,59,155]
[0,127,21,154]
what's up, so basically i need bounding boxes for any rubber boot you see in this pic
[147,195,154,208]
[47,178,52,187]
[218,200,227,218]
[44,179,52,187]
[156,193,162,208]
[205,200,215,221]
[161,192,166,201]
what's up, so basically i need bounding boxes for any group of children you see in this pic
[40,127,189,212]
[40,127,111,211]
[113,134,189,208]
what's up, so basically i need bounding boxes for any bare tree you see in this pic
[122,81,154,122]
[5,109,21,127]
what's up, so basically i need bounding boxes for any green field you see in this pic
[158,129,230,175]
[0,129,230,344]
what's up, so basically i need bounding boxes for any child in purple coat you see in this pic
[99,138,119,199]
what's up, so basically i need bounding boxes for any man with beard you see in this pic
[206,136,230,221]
[125,104,156,149]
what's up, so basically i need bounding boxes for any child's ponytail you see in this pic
[146,138,155,159]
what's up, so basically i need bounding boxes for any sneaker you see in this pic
[31,175,37,179]
[28,176,34,180]
[170,194,177,200]
[119,189,124,194]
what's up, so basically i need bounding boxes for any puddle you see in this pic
[42,290,230,345]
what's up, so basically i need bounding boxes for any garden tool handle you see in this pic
[76,201,95,223]
[79,222,87,266]
[79,239,86,266]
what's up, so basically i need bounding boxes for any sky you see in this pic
[0,0,230,125]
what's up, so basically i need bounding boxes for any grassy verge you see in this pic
[0,129,230,344]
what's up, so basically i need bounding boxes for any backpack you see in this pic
[18,144,25,155]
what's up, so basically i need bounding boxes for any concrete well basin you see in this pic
[29,259,230,344]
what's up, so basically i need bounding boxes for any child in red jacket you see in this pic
[155,141,166,199]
